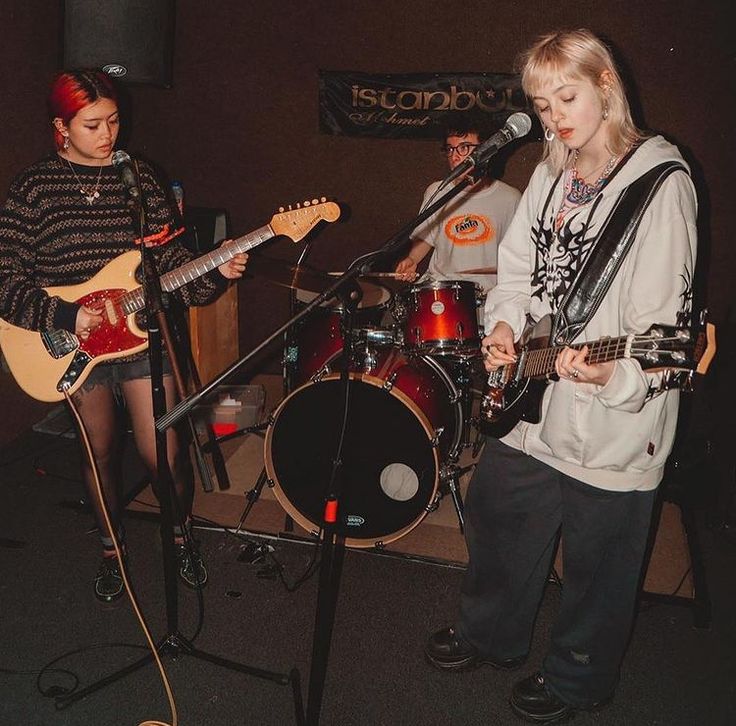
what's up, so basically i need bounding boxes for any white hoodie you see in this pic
[484,136,698,491]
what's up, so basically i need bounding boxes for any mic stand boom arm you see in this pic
[154,170,479,726]
[155,170,477,434]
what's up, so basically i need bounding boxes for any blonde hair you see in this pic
[519,29,645,174]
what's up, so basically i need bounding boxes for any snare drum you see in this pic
[289,281,393,387]
[265,348,463,548]
[398,279,480,355]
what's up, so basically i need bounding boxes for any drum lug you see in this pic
[362,349,377,372]
[431,426,445,447]
[426,491,442,513]
[310,363,331,382]
[382,371,398,391]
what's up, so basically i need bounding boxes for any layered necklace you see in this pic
[556,150,620,231]
[65,158,104,205]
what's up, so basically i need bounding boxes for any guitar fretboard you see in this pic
[118,224,274,315]
[521,336,630,379]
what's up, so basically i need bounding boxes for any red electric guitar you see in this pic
[0,199,340,402]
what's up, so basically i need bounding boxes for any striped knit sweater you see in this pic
[0,154,225,335]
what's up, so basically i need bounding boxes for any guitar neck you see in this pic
[123,223,274,313]
[521,336,629,379]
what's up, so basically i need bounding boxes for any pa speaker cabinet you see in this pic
[63,0,175,87]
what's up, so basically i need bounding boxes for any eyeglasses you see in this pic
[441,142,479,157]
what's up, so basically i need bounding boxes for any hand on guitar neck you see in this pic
[479,313,716,435]
[481,321,614,386]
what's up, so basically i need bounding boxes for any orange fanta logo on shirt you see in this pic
[444,214,494,246]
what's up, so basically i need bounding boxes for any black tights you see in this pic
[71,374,193,551]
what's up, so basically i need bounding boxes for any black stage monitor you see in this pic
[63,0,175,87]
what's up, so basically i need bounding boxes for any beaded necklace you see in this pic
[555,150,620,231]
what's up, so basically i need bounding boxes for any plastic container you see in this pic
[197,385,266,437]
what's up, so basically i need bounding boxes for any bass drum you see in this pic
[265,349,462,547]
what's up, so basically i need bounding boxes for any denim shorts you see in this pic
[80,354,172,393]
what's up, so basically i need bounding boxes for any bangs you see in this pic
[522,58,581,99]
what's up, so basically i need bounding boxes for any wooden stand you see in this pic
[188,284,239,384]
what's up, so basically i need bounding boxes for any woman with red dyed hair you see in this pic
[0,69,247,602]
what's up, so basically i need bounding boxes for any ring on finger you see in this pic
[571,368,580,378]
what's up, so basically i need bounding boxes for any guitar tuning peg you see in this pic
[319,196,326,203]
[303,200,311,207]
[278,206,285,213]
[311,198,319,205]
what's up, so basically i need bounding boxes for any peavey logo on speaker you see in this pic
[346,515,365,527]
[103,64,128,78]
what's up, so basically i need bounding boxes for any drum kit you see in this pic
[248,256,491,549]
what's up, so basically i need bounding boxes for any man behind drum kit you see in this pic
[394,112,521,294]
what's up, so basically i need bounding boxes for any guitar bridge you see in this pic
[41,329,79,359]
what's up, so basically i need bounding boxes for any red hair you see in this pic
[47,69,118,150]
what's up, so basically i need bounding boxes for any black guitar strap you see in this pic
[551,160,687,346]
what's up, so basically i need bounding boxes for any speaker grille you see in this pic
[63,0,175,87]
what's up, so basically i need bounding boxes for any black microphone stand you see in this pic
[157,161,489,725]
[57,165,294,712]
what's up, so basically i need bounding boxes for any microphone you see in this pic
[111,150,141,204]
[438,112,533,190]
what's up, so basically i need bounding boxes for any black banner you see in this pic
[318,70,531,139]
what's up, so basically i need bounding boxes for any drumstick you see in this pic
[328,271,418,279]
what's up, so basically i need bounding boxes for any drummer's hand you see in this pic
[75,305,103,340]
[480,322,517,372]
[218,246,248,280]
[395,256,418,282]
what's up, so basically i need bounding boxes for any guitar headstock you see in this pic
[270,198,341,242]
[634,318,716,375]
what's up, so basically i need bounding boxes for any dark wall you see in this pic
[1,1,734,369]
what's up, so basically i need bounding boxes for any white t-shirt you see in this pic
[412,179,521,293]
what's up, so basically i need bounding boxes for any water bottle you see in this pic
[171,180,184,216]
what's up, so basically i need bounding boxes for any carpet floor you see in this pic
[1,421,735,725]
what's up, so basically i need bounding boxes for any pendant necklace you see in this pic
[567,150,620,205]
[65,158,104,205]
[555,150,620,232]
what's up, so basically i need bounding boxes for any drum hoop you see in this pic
[263,356,461,548]
[408,279,479,294]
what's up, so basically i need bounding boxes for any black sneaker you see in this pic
[510,672,610,723]
[94,556,125,602]
[425,627,527,672]
[175,542,208,589]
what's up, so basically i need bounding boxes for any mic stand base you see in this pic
[55,630,294,711]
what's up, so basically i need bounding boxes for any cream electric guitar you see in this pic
[0,200,340,402]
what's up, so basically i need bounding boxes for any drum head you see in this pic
[265,376,438,547]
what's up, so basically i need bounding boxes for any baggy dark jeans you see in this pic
[458,437,657,708]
